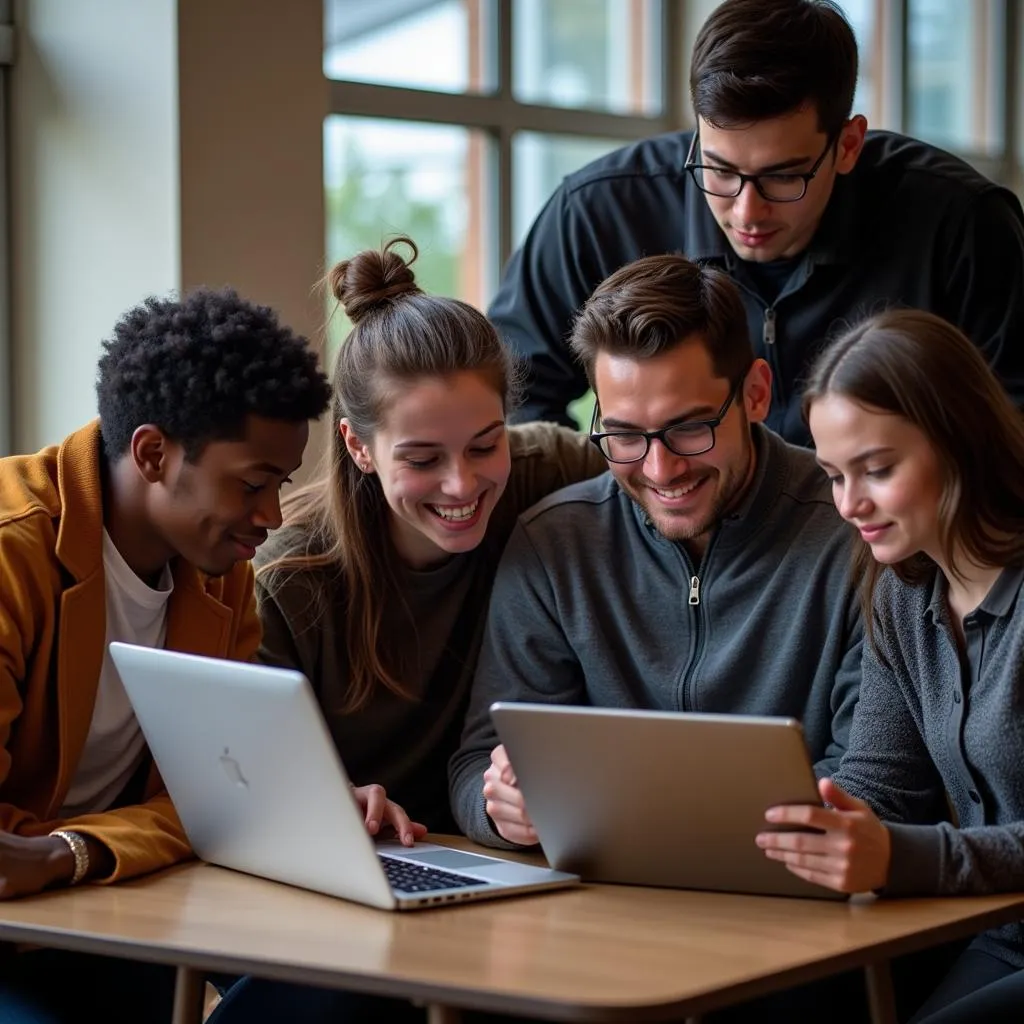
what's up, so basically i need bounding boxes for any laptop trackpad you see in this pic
[406,849,499,871]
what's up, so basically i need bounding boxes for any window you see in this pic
[324,0,1024,336]
[323,0,1024,430]
[324,116,491,345]
[907,0,1005,155]
[512,0,662,116]
[324,0,677,329]
[512,132,624,245]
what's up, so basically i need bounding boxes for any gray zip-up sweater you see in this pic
[835,565,1024,967]
[449,425,863,847]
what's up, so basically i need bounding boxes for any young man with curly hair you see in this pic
[0,287,331,1022]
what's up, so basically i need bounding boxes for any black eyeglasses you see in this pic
[684,132,836,203]
[590,377,745,464]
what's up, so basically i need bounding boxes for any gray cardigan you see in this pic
[835,564,1024,967]
[450,425,863,847]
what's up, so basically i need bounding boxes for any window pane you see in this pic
[324,0,494,94]
[513,0,662,115]
[512,132,622,432]
[836,0,877,125]
[682,0,723,71]
[512,132,625,246]
[907,0,1004,154]
[324,117,494,349]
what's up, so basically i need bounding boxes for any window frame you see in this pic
[325,0,689,273]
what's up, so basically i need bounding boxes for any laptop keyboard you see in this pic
[379,854,485,893]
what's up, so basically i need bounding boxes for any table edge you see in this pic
[1,896,1023,1021]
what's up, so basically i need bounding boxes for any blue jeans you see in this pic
[0,947,178,1023]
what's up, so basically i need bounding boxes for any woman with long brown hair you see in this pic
[756,309,1024,1023]
[206,237,604,1024]
[251,236,606,831]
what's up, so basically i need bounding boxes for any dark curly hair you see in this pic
[96,287,332,461]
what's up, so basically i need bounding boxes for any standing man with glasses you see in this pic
[490,0,1024,445]
[450,254,863,859]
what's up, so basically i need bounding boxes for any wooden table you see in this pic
[0,850,1021,1024]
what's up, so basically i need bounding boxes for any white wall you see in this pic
[11,0,180,452]
[10,0,326,462]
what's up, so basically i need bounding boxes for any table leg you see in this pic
[172,965,207,1024]
[425,1005,463,1024]
[865,960,898,1024]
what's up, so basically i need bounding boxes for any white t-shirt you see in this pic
[59,530,174,817]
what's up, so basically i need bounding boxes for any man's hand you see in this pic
[0,832,81,899]
[482,744,538,846]
[352,785,427,847]
[755,778,892,894]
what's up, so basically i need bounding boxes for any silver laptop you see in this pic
[108,643,578,911]
[490,703,846,901]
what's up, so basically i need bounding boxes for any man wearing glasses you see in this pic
[490,0,1024,446]
[451,254,861,858]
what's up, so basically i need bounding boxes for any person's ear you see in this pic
[340,419,374,474]
[741,359,773,424]
[835,115,867,175]
[130,425,174,484]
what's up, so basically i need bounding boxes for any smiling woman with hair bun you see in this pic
[204,235,606,1023]
[256,235,605,828]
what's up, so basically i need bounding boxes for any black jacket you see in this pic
[490,130,1024,445]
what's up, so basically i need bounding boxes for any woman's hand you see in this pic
[755,778,891,894]
[351,784,428,847]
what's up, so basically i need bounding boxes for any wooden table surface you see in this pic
[0,848,1022,1022]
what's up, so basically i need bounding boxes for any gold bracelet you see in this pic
[49,829,89,885]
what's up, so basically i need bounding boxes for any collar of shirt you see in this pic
[924,563,1024,623]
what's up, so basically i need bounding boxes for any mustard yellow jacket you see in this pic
[0,422,260,881]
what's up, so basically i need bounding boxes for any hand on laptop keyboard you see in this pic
[352,784,428,847]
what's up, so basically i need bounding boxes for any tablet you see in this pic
[490,703,845,900]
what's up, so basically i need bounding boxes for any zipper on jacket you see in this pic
[676,531,720,712]
[763,307,776,345]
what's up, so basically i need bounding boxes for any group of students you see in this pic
[3,0,1024,1021]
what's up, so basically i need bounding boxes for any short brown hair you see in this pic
[690,0,858,138]
[803,309,1024,637]
[569,254,753,385]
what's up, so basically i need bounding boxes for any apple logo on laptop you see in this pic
[219,747,249,790]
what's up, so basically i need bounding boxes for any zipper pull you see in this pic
[763,307,776,346]
[689,575,700,606]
